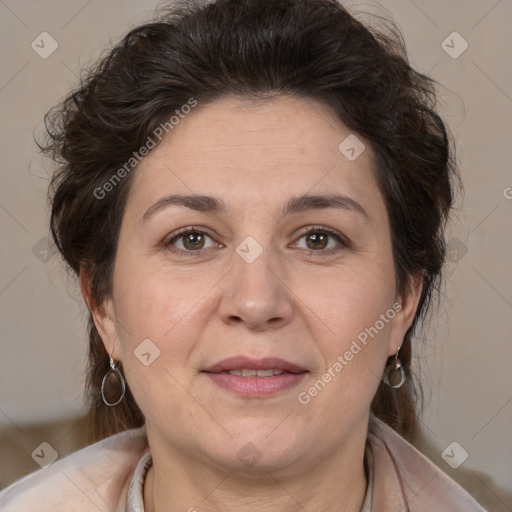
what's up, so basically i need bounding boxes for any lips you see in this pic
[202,356,307,374]
[226,369,285,377]
[202,356,308,397]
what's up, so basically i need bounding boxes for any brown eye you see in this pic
[182,232,205,250]
[167,229,217,253]
[305,232,328,250]
[293,227,347,254]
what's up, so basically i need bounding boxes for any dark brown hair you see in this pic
[43,0,457,442]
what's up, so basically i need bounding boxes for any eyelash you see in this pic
[164,225,349,257]
[164,226,219,258]
[293,226,349,255]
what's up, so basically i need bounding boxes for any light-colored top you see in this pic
[125,447,374,512]
[0,417,487,511]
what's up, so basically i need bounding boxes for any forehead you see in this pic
[126,95,383,217]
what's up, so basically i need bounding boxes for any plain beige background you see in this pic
[0,0,510,509]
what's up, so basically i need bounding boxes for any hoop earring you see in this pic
[383,349,406,389]
[101,356,126,407]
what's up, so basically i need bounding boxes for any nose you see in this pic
[218,245,294,332]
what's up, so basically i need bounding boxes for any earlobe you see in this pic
[389,275,423,356]
[79,267,120,359]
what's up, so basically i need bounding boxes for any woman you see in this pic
[0,0,487,510]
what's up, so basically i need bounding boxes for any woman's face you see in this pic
[93,95,419,473]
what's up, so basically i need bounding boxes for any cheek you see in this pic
[294,256,396,401]
[110,262,217,423]
[111,252,220,341]
[109,255,221,406]
[301,256,396,346]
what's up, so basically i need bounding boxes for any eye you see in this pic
[292,227,348,254]
[166,228,219,254]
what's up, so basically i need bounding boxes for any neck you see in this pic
[143,423,369,512]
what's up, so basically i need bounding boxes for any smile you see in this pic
[225,369,285,377]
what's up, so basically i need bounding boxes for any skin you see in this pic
[84,95,421,512]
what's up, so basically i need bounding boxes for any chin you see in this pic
[212,442,303,475]
[208,422,307,473]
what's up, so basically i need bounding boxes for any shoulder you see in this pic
[0,426,149,512]
[368,417,487,511]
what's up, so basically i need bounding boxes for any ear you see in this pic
[80,266,120,360]
[388,274,423,356]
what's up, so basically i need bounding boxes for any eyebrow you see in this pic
[142,193,369,222]
[142,195,226,222]
[283,194,368,219]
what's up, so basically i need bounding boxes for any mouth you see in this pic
[202,356,308,397]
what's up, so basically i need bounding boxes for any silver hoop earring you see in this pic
[383,350,406,389]
[101,356,126,407]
